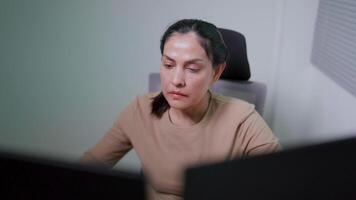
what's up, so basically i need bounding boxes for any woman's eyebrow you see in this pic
[162,55,175,61]
[186,58,204,64]
[162,55,204,64]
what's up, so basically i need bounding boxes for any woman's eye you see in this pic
[164,64,173,68]
[186,64,201,72]
[187,67,200,72]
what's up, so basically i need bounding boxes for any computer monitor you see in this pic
[0,150,145,200]
[184,137,356,200]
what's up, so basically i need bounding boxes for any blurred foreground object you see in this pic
[184,136,356,200]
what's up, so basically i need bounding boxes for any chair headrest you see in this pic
[218,28,251,81]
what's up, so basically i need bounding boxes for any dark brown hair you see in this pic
[151,19,228,118]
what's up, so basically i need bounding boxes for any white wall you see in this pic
[0,0,138,168]
[1,0,356,173]
[270,0,356,147]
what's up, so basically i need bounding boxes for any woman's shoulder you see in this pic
[210,92,256,120]
[126,92,158,111]
[117,92,158,122]
[211,92,254,110]
[137,92,159,107]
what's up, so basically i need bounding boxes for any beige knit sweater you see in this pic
[82,92,281,200]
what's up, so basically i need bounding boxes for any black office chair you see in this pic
[149,28,267,115]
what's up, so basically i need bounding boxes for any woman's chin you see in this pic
[167,100,190,110]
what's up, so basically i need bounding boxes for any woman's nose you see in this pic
[172,68,185,87]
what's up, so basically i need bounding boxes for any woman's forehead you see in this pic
[163,32,209,61]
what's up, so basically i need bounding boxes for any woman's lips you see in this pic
[168,91,187,99]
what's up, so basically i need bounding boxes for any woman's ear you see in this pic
[212,62,226,83]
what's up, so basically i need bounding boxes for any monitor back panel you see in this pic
[184,137,356,200]
[0,151,145,200]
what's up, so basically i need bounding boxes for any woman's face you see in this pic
[160,32,218,111]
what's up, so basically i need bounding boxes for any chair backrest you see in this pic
[149,28,267,115]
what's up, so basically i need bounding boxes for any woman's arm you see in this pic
[81,121,133,167]
[81,97,141,167]
[234,110,282,157]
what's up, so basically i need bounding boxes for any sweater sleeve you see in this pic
[234,109,281,157]
[81,100,137,167]
[81,120,133,167]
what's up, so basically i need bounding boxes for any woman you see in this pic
[82,19,281,200]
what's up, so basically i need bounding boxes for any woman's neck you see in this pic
[168,92,211,127]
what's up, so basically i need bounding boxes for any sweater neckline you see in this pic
[163,90,213,131]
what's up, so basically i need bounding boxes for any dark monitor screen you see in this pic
[184,137,356,200]
[0,150,145,200]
